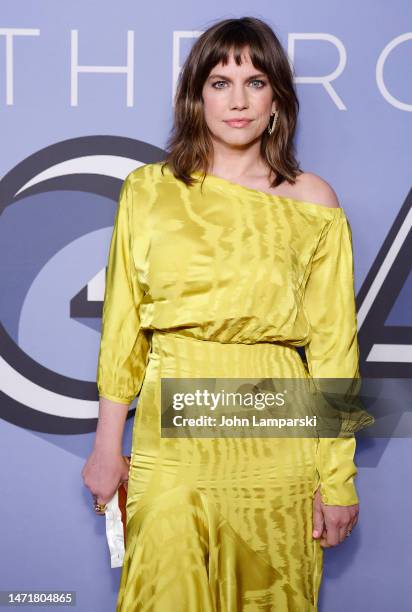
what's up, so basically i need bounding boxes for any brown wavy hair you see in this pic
[161,16,302,189]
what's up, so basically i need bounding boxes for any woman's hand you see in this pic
[81,450,130,513]
[312,486,359,547]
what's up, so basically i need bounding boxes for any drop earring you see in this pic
[267,110,279,135]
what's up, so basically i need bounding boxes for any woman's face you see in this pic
[201,47,277,150]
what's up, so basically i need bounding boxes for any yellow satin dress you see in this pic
[97,162,364,611]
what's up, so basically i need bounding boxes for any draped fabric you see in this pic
[97,162,363,611]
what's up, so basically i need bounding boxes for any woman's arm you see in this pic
[302,203,374,546]
[82,398,130,509]
[96,173,151,406]
[93,397,129,455]
[82,172,151,506]
[303,209,362,506]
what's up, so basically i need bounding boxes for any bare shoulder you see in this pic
[293,172,341,208]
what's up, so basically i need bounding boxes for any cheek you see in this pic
[203,95,224,122]
[254,93,273,116]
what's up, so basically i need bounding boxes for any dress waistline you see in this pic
[148,330,306,379]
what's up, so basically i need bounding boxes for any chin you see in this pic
[220,133,256,145]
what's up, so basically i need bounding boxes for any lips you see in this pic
[224,119,252,128]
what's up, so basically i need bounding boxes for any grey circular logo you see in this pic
[0,135,165,433]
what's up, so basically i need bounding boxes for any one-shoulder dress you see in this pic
[97,161,363,611]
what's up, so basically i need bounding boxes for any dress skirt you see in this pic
[116,331,323,611]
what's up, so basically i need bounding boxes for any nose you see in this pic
[229,82,249,109]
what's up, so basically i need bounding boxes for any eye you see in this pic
[249,79,266,88]
[211,81,227,89]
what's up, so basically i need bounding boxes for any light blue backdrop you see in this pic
[0,1,411,610]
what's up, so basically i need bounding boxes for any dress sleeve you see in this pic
[303,209,369,506]
[96,174,151,405]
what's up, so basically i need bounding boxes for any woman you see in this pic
[82,16,369,611]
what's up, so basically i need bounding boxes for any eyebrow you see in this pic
[207,72,267,81]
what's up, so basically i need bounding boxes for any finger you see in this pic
[339,525,350,543]
[341,520,356,542]
[312,506,324,538]
[345,516,357,538]
[326,524,340,547]
[351,514,359,529]
[320,528,331,548]
[345,512,357,531]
